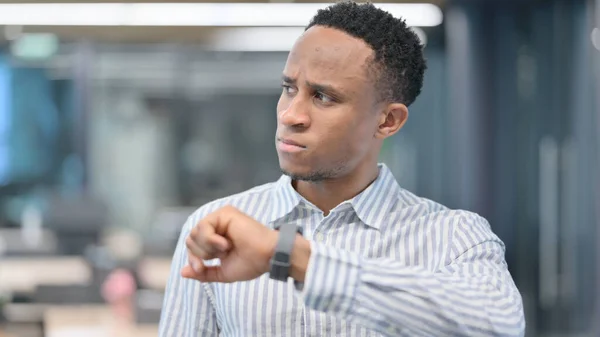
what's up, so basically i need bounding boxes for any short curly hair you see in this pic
[306,1,426,106]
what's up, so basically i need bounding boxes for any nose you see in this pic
[278,96,311,129]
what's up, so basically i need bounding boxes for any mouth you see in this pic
[277,138,306,153]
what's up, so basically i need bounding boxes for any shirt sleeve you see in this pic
[300,213,525,337]
[158,216,219,337]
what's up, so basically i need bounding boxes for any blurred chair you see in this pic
[145,207,196,256]
[40,195,108,256]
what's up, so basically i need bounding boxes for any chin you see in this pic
[278,159,337,182]
[278,159,308,177]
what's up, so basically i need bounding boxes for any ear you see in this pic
[374,103,409,139]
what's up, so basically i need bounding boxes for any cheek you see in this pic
[348,117,379,154]
[319,114,373,151]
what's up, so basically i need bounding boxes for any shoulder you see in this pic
[182,181,277,232]
[393,188,491,227]
[392,188,501,246]
[389,188,504,264]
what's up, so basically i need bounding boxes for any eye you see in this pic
[314,92,334,104]
[281,84,297,95]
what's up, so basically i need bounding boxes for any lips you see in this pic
[278,138,306,148]
[277,137,306,153]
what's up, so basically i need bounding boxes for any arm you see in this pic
[159,218,220,337]
[292,214,525,337]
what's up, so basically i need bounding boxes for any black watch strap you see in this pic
[269,223,303,281]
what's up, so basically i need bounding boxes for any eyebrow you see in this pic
[282,75,346,99]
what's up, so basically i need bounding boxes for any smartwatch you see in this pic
[269,223,303,282]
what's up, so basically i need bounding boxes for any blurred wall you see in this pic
[445,0,598,335]
[89,86,178,232]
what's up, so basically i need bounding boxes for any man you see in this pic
[159,2,525,336]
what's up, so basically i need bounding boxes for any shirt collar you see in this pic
[349,163,401,229]
[269,163,401,229]
[269,174,302,223]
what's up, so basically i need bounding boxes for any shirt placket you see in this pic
[302,209,321,337]
[307,212,344,336]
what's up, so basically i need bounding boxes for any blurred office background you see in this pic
[0,0,598,336]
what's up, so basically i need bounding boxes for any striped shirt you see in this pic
[159,163,525,337]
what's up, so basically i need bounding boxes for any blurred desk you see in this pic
[137,257,171,291]
[3,303,159,337]
[0,324,38,337]
[0,330,17,337]
[44,305,158,337]
[0,257,91,293]
[134,324,159,337]
[2,303,48,323]
[1,303,45,337]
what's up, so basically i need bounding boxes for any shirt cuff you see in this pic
[301,241,362,316]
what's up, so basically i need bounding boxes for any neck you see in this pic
[293,161,380,215]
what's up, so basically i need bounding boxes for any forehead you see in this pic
[284,26,374,84]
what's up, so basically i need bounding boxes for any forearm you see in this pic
[294,241,525,337]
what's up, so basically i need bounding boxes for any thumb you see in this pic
[181,264,226,283]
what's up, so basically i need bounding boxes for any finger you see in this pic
[191,220,229,254]
[181,264,226,283]
[187,253,205,273]
[181,264,197,279]
[207,234,230,252]
[182,254,210,277]
[186,237,217,260]
[202,205,238,236]
[186,233,227,258]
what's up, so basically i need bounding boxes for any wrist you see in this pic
[289,236,311,282]
[266,229,280,272]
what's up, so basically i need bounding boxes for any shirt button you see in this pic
[387,326,396,334]
[315,233,325,242]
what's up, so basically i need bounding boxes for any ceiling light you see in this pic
[209,27,305,52]
[209,27,430,52]
[0,3,443,27]
[410,27,428,46]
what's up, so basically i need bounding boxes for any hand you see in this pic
[182,205,279,283]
